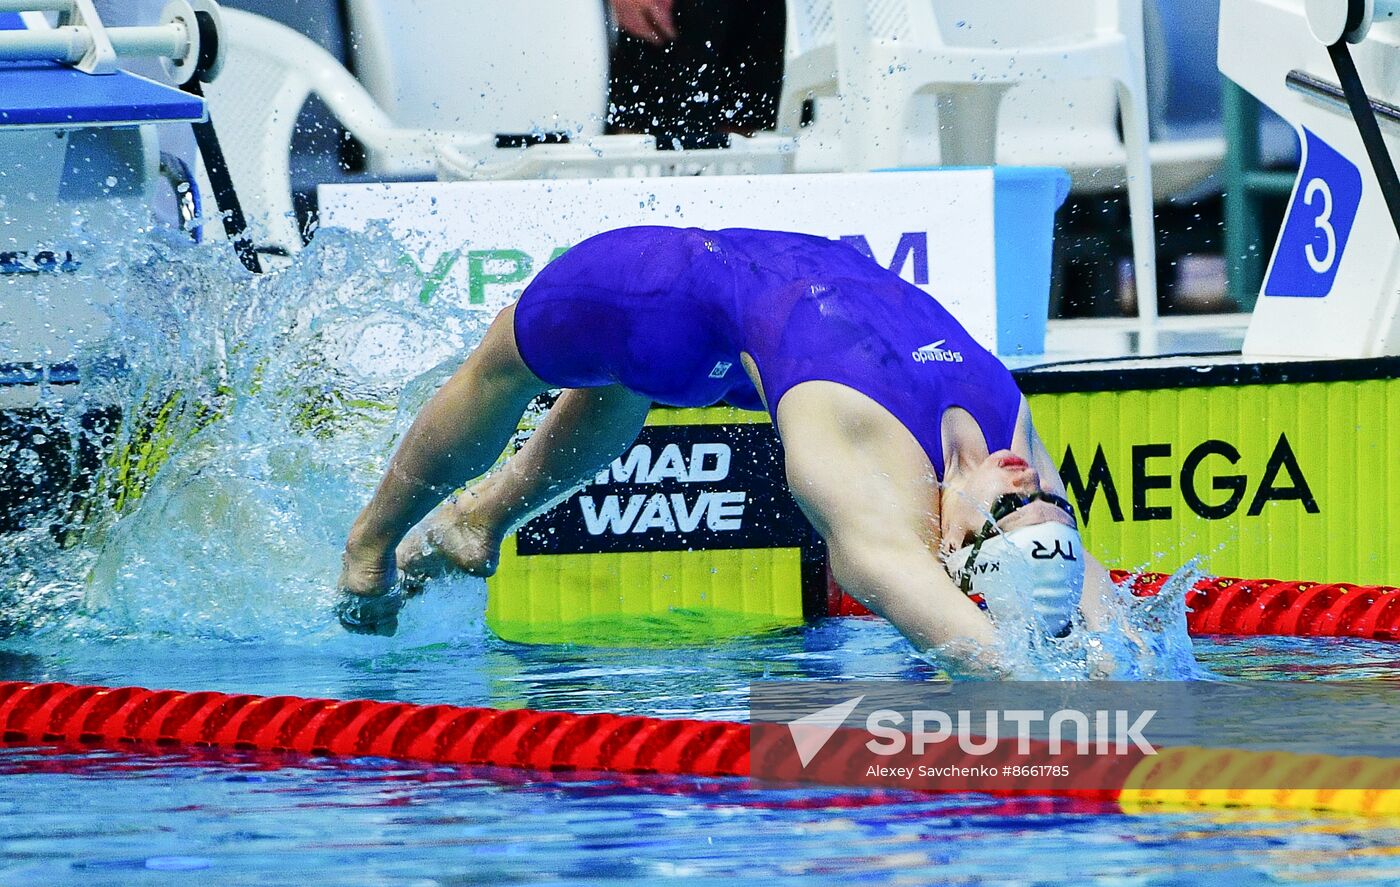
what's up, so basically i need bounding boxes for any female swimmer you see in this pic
[337,226,1118,668]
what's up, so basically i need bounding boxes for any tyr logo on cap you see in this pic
[1030,539,1077,561]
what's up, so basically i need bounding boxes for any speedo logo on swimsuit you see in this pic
[911,339,964,364]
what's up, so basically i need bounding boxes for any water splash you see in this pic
[923,556,1208,681]
[922,480,1206,679]
[1,226,490,645]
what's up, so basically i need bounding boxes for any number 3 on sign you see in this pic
[1264,129,1362,298]
[1303,177,1335,274]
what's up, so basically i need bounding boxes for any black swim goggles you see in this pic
[953,492,1077,595]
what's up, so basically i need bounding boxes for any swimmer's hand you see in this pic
[337,543,401,635]
[334,588,404,636]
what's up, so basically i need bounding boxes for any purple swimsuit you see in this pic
[512,226,1023,480]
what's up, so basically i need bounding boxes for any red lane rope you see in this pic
[0,681,752,776]
[0,680,1139,795]
[0,681,1126,816]
[0,680,1163,805]
[825,571,1400,641]
[7,682,1399,817]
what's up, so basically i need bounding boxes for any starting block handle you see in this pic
[1302,0,1400,241]
[0,23,187,63]
[0,0,222,84]
[0,0,114,73]
[0,26,88,60]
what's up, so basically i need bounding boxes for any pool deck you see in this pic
[1010,312,1252,373]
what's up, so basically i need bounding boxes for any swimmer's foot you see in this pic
[396,492,503,583]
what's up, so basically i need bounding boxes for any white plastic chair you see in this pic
[783,1,1226,195]
[779,0,839,134]
[994,80,1225,202]
[198,8,468,256]
[997,0,1225,201]
[782,0,1162,346]
[779,1,871,172]
[1139,0,1230,197]
[346,0,793,182]
[778,1,987,170]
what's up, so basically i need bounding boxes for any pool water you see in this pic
[3,625,1400,885]
[3,233,1399,883]
[4,749,1399,886]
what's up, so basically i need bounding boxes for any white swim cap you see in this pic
[945,521,1085,638]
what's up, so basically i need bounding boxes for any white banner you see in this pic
[319,171,999,347]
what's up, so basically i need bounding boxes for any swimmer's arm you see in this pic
[1072,552,1121,679]
[1078,552,1118,633]
[827,536,1005,676]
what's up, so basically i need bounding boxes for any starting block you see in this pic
[0,6,210,388]
[0,3,216,532]
[1222,0,1400,357]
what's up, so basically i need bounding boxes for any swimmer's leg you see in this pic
[341,304,546,595]
[775,381,1000,670]
[397,384,652,578]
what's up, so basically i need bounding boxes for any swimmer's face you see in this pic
[939,450,1074,553]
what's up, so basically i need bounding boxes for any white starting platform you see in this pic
[0,1,225,532]
[998,0,1400,597]
[993,0,1400,596]
[1222,0,1400,357]
[987,0,1400,597]
[0,1,224,411]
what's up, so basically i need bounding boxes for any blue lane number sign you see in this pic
[1264,128,1363,298]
